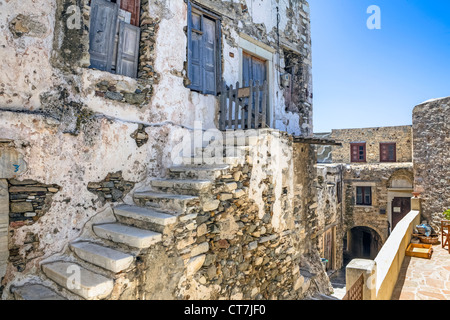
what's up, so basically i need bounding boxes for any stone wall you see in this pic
[330,126,413,164]
[315,164,344,270]
[8,179,60,226]
[412,97,450,228]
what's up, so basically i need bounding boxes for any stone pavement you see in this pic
[391,243,450,300]
[328,267,347,299]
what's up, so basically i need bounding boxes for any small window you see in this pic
[380,143,396,162]
[187,1,222,95]
[88,0,141,78]
[356,186,372,206]
[350,143,366,162]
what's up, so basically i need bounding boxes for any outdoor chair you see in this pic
[441,220,450,253]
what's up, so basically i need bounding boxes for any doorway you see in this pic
[391,197,411,230]
[348,226,382,260]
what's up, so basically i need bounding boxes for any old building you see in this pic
[0,0,338,300]
[315,125,414,269]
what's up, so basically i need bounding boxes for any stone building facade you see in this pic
[0,0,334,300]
[412,97,450,229]
[316,126,414,266]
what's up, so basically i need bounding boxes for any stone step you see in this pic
[41,261,113,300]
[93,223,162,249]
[11,283,66,300]
[70,241,134,273]
[114,204,178,232]
[168,164,230,179]
[133,191,199,212]
[150,178,212,195]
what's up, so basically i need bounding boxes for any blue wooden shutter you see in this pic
[89,0,118,72]
[187,1,203,91]
[116,21,140,78]
[202,17,216,95]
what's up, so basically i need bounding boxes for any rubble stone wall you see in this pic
[412,97,450,228]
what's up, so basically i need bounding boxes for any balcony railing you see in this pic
[219,80,270,131]
[342,273,364,300]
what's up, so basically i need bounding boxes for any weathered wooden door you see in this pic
[242,53,267,127]
[243,52,266,90]
[324,228,334,271]
[89,0,119,72]
[116,21,140,78]
[391,197,411,230]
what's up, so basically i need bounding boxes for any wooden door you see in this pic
[242,53,267,127]
[324,228,334,271]
[89,0,119,72]
[242,52,266,87]
[391,197,411,230]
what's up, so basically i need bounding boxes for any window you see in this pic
[380,143,396,162]
[187,1,221,95]
[356,186,372,206]
[242,52,267,87]
[89,0,141,78]
[350,143,366,162]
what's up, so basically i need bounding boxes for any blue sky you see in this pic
[309,0,450,133]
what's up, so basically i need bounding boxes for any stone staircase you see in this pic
[9,135,254,300]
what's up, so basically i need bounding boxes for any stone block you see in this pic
[233,189,245,198]
[0,148,27,178]
[190,242,209,257]
[202,200,220,212]
[10,202,34,213]
[186,254,206,276]
[224,182,237,192]
[219,193,233,201]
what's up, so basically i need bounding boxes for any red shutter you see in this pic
[351,144,358,162]
[380,143,396,162]
[120,0,140,26]
[351,143,366,162]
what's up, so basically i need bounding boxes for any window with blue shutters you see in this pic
[187,1,221,95]
[88,0,141,78]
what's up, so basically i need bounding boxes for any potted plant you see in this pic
[443,209,450,221]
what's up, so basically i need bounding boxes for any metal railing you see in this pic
[342,273,364,300]
[219,80,269,131]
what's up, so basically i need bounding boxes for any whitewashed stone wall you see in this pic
[0,0,319,299]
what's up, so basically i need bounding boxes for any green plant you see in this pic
[443,209,450,220]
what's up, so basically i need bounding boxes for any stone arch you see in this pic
[345,225,384,260]
[387,168,414,189]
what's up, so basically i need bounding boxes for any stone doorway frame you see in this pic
[387,188,413,234]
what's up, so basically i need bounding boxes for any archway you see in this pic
[346,226,383,260]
